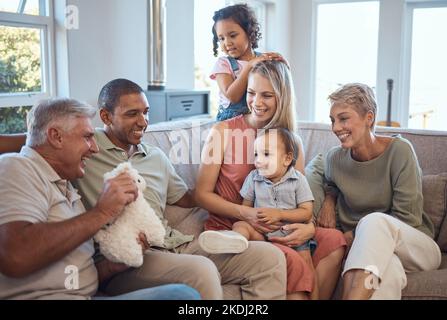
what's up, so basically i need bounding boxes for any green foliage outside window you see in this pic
[0,25,41,133]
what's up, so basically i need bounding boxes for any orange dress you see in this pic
[204,115,346,294]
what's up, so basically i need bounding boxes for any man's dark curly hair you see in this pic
[212,4,261,57]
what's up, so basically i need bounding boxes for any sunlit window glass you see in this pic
[408,7,447,130]
[314,1,379,123]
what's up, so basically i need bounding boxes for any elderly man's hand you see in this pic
[137,232,151,253]
[95,172,139,222]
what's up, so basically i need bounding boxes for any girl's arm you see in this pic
[215,53,275,104]
[215,67,251,104]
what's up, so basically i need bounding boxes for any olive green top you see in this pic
[324,136,434,238]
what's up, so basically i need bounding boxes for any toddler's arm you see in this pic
[257,201,313,225]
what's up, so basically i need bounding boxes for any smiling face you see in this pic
[101,92,149,151]
[215,18,253,61]
[254,131,292,183]
[58,116,98,180]
[246,72,278,128]
[329,102,374,149]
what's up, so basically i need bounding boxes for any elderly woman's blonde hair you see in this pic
[249,60,297,133]
[328,83,377,129]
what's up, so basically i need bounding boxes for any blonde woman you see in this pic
[195,60,346,299]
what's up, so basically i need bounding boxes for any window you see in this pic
[313,1,380,123]
[0,0,54,133]
[194,0,267,117]
[407,6,447,130]
[304,0,447,130]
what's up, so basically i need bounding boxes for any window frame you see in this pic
[0,0,55,108]
[309,0,447,128]
[400,0,447,128]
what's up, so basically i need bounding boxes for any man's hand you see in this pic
[94,172,139,223]
[96,258,130,285]
[256,208,282,225]
[137,232,151,253]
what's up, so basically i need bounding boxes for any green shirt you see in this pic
[324,136,434,238]
[74,129,194,250]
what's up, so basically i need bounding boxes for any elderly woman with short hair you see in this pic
[317,83,442,299]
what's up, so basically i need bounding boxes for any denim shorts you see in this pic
[216,101,250,121]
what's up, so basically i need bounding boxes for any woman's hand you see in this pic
[317,194,337,228]
[343,230,354,258]
[268,222,315,247]
[239,206,278,234]
[256,208,282,225]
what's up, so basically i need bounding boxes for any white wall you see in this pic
[62,0,148,108]
[55,0,197,108]
[290,0,314,121]
[166,0,195,89]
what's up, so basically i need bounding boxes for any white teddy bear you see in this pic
[94,162,166,267]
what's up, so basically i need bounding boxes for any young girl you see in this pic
[196,60,346,300]
[210,3,285,121]
[199,127,319,299]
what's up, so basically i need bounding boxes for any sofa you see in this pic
[144,118,447,300]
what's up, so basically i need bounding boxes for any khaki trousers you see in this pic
[343,212,442,299]
[101,239,287,300]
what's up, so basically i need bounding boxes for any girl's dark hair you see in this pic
[212,4,261,57]
[261,127,300,169]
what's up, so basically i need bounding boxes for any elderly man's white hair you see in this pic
[27,98,96,147]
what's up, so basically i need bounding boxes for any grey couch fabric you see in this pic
[144,119,447,299]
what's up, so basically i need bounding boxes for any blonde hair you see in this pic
[249,60,297,132]
[328,83,377,129]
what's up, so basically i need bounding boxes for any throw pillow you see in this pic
[422,173,447,251]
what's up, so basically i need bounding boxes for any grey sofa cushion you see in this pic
[402,254,447,299]
[423,173,447,251]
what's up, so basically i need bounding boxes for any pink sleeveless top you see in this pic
[204,115,258,230]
